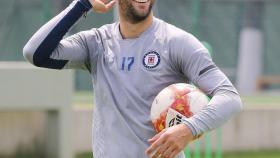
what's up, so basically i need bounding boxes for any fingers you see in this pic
[149,145,180,158]
[91,0,116,13]
[146,137,164,156]
[146,130,170,158]
[105,0,116,10]
[147,125,194,158]
[161,146,175,158]
[151,142,169,158]
[148,129,166,144]
[169,149,180,158]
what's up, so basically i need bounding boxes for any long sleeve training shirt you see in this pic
[23,0,242,157]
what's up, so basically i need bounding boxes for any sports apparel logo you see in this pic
[143,51,160,69]
[166,108,183,127]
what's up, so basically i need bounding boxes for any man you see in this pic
[23,0,242,157]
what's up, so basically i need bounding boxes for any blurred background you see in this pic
[0,0,280,158]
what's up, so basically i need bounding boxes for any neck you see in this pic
[119,13,153,39]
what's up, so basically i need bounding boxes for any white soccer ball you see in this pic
[151,83,209,133]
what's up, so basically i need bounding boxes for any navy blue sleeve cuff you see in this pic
[79,0,93,11]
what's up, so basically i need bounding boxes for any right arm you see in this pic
[23,0,93,70]
[23,0,115,70]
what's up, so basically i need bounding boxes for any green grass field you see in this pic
[223,150,280,158]
[74,91,280,158]
[76,150,280,158]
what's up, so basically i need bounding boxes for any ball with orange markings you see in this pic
[151,83,209,133]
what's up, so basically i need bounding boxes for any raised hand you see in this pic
[89,0,116,13]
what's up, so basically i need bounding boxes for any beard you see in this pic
[119,0,154,24]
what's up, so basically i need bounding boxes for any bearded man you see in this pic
[23,0,242,157]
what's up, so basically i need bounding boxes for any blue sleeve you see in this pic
[23,0,93,70]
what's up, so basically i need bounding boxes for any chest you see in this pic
[101,38,172,75]
[94,37,188,101]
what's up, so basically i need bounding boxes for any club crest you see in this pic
[143,51,160,69]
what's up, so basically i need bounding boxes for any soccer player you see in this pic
[23,0,242,157]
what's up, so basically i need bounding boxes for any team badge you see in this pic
[143,51,161,69]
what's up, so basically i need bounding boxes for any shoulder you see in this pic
[94,22,117,40]
[76,22,117,41]
[156,18,193,41]
[167,23,204,51]
[156,18,205,52]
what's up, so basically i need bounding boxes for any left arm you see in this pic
[146,33,242,158]
[181,47,242,137]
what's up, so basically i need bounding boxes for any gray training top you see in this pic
[23,0,242,157]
